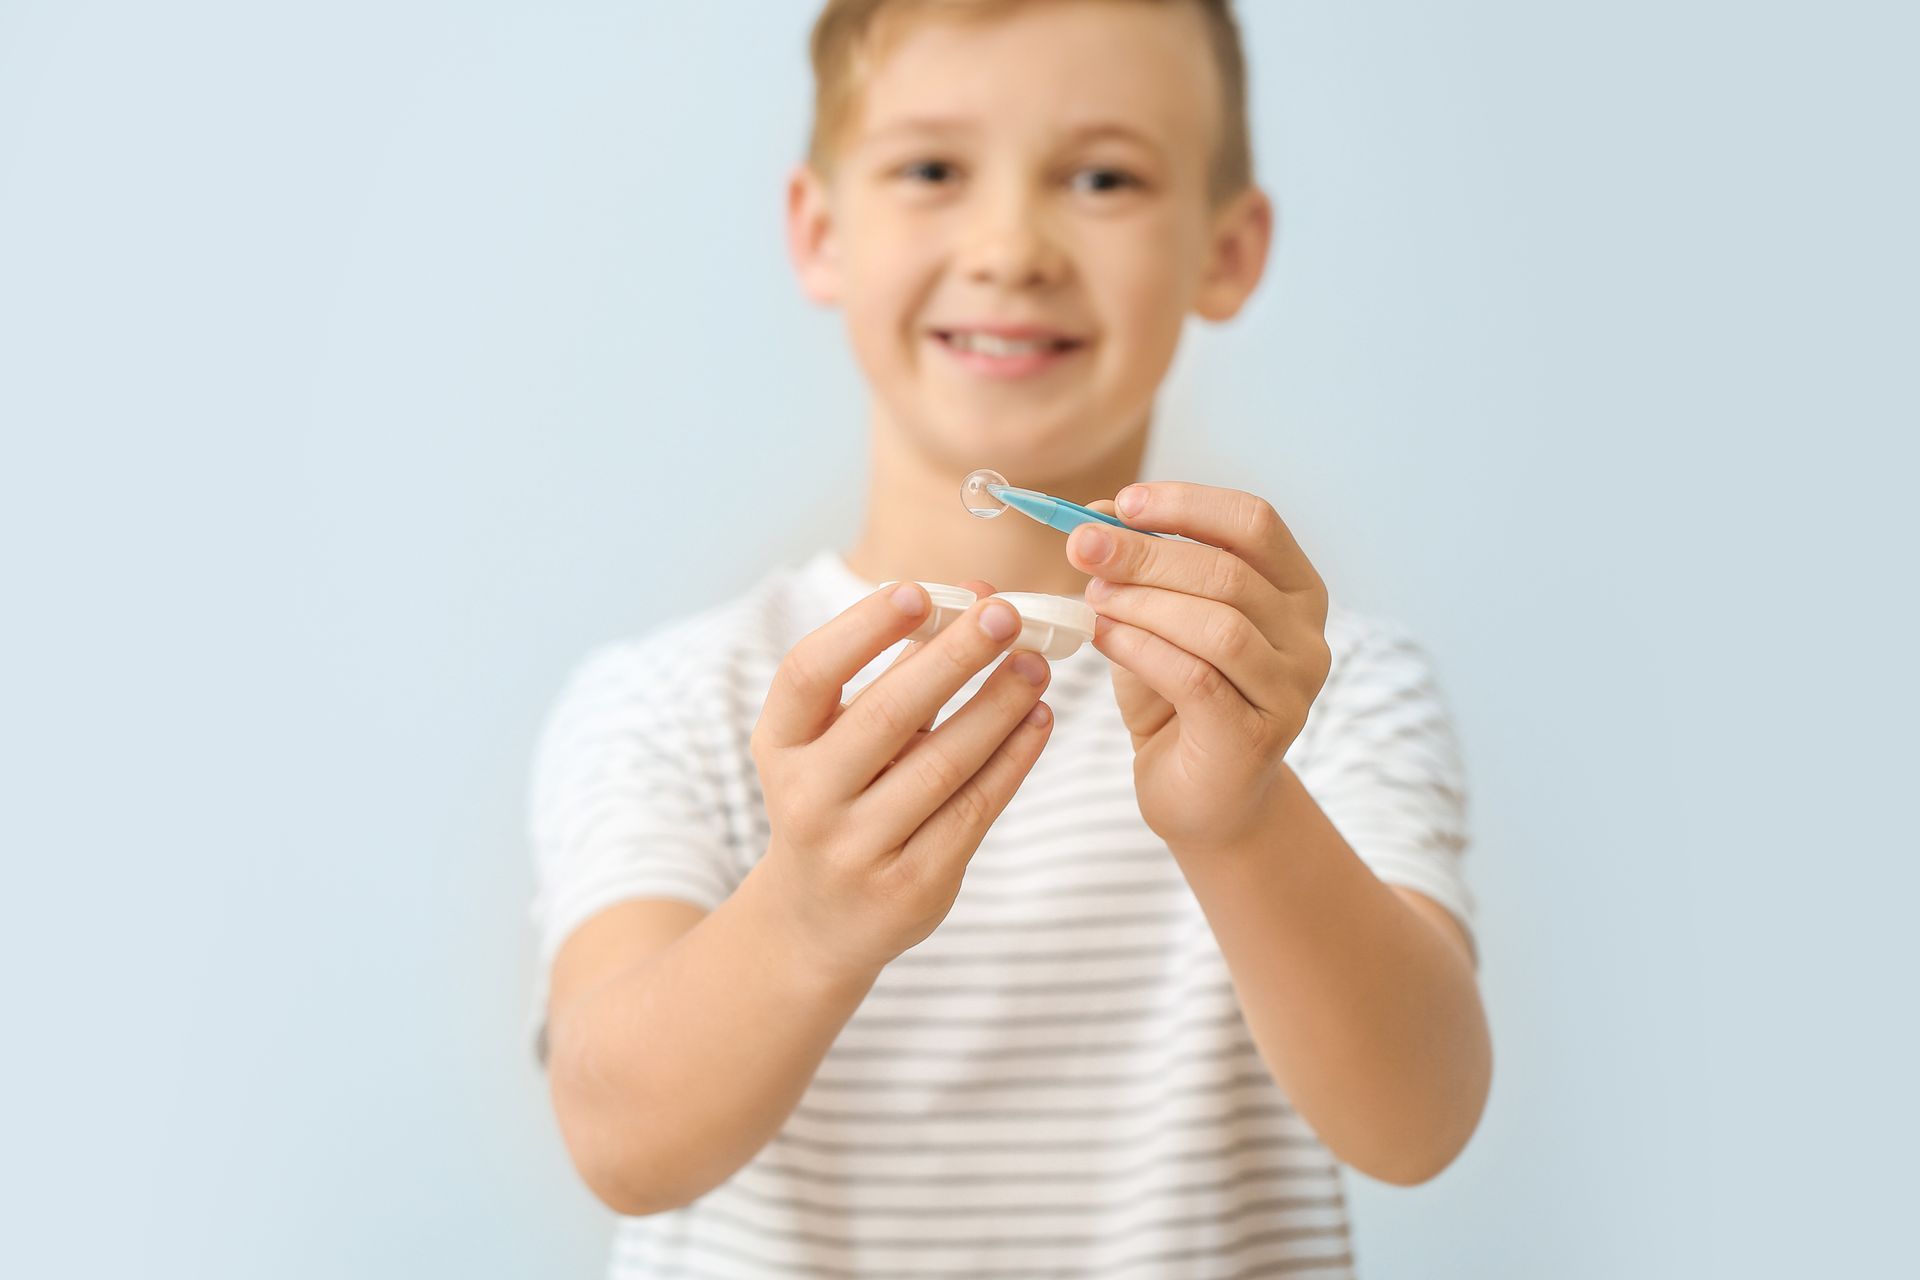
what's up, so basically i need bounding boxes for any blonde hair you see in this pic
[806,0,1253,206]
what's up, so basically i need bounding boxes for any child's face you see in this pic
[789,0,1270,478]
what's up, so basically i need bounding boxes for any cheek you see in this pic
[1090,213,1190,333]
[1090,233,1194,369]
[844,209,941,310]
[843,238,945,371]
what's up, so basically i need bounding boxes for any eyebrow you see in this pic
[858,116,1167,155]
[857,115,974,146]
[1063,122,1167,156]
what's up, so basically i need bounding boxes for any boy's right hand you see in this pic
[749,581,1053,982]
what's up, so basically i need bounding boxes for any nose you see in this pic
[958,184,1068,291]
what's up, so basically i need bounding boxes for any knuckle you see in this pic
[854,681,920,739]
[1203,554,1249,604]
[779,644,827,703]
[1244,495,1282,544]
[1307,636,1334,685]
[869,851,925,909]
[908,744,968,802]
[945,776,995,832]
[1206,610,1254,664]
[1242,709,1278,756]
[1182,655,1224,701]
[1290,644,1336,706]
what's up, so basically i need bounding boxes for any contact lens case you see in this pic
[878,581,1097,661]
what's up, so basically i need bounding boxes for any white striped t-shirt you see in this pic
[528,547,1475,1280]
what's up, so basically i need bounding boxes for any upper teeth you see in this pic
[947,332,1058,357]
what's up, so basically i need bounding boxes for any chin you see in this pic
[933,423,1097,479]
[919,400,1114,459]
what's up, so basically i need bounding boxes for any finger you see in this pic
[842,580,996,733]
[857,648,1051,847]
[898,693,1053,885]
[837,638,929,737]
[846,634,926,696]
[1104,482,1324,600]
[1085,500,1175,745]
[923,580,995,728]
[1082,582,1295,720]
[1069,519,1292,642]
[821,596,1026,789]
[1090,613,1267,756]
[859,645,945,763]
[757,582,932,752]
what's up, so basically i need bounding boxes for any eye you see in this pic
[897,159,959,185]
[1070,166,1142,195]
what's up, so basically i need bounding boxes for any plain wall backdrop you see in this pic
[2,1,1914,1275]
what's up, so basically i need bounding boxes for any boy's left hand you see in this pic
[1070,482,1332,856]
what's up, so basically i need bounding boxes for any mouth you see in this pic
[929,326,1089,379]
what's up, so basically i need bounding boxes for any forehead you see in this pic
[851,1,1220,154]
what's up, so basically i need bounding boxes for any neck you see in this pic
[842,404,1151,597]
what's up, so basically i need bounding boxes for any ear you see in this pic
[785,164,844,306]
[1192,185,1274,323]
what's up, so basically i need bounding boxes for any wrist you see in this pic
[1166,762,1305,866]
[1171,766,1352,913]
[736,855,887,997]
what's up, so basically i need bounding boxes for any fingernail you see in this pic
[1012,651,1048,685]
[979,600,1019,641]
[1024,701,1051,727]
[1117,485,1147,517]
[889,584,925,616]
[1085,576,1113,604]
[1075,527,1111,564]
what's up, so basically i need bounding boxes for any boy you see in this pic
[529,1,1491,1275]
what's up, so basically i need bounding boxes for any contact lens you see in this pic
[961,468,1010,518]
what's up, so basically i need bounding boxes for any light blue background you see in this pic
[3,1,1913,1276]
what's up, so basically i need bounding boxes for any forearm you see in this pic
[545,859,881,1214]
[1173,764,1491,1186]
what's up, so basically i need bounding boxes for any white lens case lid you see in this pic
[992,591,1097,661]
[878,581,1096,661]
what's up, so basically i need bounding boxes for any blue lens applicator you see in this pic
[960,468,1171,539]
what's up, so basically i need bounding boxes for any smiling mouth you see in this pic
[932,329,1087,358]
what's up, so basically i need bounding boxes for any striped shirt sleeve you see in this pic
[1299,615,1477,959]
[525,637,736,1058]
